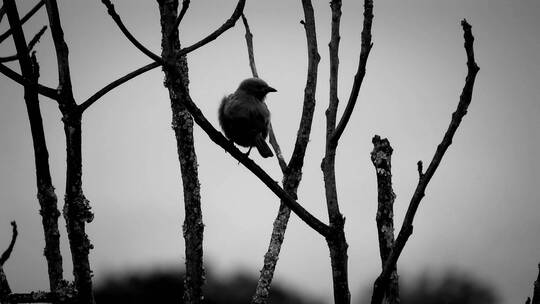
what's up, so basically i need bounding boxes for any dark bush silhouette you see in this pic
[94,268,324,304]
[400,271,499,304]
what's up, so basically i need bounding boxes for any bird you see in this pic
[219,78,277,158]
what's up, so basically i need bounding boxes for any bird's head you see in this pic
[237,77,277,101]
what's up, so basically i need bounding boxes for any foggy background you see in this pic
[0,0,539,303]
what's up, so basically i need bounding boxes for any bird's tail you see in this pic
[254,133,274,158]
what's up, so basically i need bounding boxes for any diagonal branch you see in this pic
[100,0,163,64]
[177,0,245,57]
[0,0,44,45]
[0,5,5,24]
[176,81,331,237]
[371,19,480,304]
[0,25,47,63]
[77,61,161,114]
[0,222,17,266]
[0,62,58,99]
[251,0,321,300]
[330,0,373,148]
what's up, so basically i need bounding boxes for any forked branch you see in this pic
[330,0,373,148]
[370,19,480,304]
[177,0,245,57]
[0,25,47,63]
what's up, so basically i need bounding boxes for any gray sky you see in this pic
[1,0,539,303]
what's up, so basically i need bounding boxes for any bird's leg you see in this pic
[245,146,253,157]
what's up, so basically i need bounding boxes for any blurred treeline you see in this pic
[95,267,498,304]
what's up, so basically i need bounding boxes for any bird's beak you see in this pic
[266,86,277,93]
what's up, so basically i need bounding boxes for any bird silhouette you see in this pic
[219,78,276,158]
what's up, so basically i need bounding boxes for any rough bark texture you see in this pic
[45,1,95,303]
[249,1,320,301]
[371,20,480,304]
[3,0,64,295]
[158,1,204,303]
[371,136,399,304]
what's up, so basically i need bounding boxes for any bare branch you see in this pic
[417,160,423,177]
[321,1,353,303]
[171,0,190,36]
[0,0,44,45]
[78,61,160,114]
[239,13,286,173]
[100,0,163,63]
[330,0,373,148]
[175,82,331,237]
[0,25,47,63]
[177,0,245,57]
[287,0,320,173]
[240,13,258,78]
[0,266,10,298]
[371,19,480,304]
[45,1,95,303]
[0,62,57,99]
[158,2,204,302]
[0,222,17,266]
[268,125,287,173]
[0,5,6,24]
[371,136,399,304]
[251,1,320,299]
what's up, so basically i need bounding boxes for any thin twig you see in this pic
[0,222,17,266]
[371,19,480,304]
[170,0,190,37]
[0,25,47,63]
[0,0,44,45]
[268,125,287,173]
[239,13,286,173]
[100,0,163,63]
[330,0,373,148]
[177,0,245,57]
[77,61,160,114]
[240,13,258,78]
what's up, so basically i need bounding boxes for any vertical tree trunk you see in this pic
[158,1,205,303]
[2,0,64,294]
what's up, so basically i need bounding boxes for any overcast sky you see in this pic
[0,0,539,303]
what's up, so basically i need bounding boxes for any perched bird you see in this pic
[219,78,277,158]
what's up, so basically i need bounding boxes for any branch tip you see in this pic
[417,161,423,177]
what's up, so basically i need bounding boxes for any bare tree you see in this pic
[7,1,538,304]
